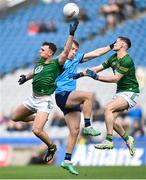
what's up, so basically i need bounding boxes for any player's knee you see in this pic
[114,120,118,126]
[11,114,21,122]
[32,127,42,136]
[70,127,80,137]
[86,92,93,101]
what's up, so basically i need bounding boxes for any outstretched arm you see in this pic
[97,73,124,83]
[83,42,115,62]
[69,67,123,83]
[90,64,105,73]
[68,64,104,79]
[58,19,79,65]
[83,46,111,62]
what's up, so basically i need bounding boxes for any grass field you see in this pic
[0,165,146,179]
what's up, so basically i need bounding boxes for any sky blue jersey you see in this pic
[55,53,84,93]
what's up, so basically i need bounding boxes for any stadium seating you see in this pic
[79,16,146,67]
[0,0,146,76]
[135,0,146,11]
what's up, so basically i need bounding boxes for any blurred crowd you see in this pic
[27,0,144,37]
[100,0,136,31]
[27,7,90,36]
[27,20,57,36]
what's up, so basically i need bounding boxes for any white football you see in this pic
[63,3,79,18]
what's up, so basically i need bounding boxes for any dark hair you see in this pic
[42,41,57,55]
[118,36,131,49]
[73,40,79,48]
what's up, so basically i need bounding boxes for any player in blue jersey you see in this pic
[55,40,115,175]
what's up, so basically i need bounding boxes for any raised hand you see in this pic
[109,41,116,49]
[69,19,79,36]
[18,75,27,85]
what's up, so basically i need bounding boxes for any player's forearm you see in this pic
[93,46,111,57]
[26,73,33,80]
[59,19,78,65]
[91,65,104,73]
[63,35,74,56]
[63,19,78,55]
[83,46,111,61]
[59,35,74,65]
[98,75,118,83]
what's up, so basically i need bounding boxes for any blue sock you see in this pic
[64,153,72,161]
[84,118,91,127]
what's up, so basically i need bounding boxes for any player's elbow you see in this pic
[11,114,21,122]
[60,50,69,61]
[114,77,120,83]
[113,74,122,83]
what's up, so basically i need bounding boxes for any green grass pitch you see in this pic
[0,165,146,179]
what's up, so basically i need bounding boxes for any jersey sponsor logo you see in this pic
[34,65,44,74]
[118,66,129,72]
[41,89,44,93]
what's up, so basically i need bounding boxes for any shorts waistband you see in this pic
[32,93,49,98]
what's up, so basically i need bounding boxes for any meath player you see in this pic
[71,36,140,156]
[11,20,79,163]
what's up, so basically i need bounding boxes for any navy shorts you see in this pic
[55,91,81,115]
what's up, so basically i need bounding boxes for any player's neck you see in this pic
[117,50,127,59]
[44,57,52,64]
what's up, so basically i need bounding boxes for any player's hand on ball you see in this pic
[69,19,79,36]
[18,74,27,85]
[86,69,99,80]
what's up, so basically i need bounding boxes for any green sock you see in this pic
[122,132,129,142]
[49,144,55,149]
[106,134,113,142]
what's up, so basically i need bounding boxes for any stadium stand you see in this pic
[0,0,146,76]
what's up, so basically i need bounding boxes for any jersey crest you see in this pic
[34,65,44,74]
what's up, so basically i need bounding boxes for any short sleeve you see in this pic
[53,58,63,68]
[102,59,110,69]
[102,54,116,69]
[76,53,84,63]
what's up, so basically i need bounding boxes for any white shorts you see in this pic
[23,95,54,113]
[113,91,140,109]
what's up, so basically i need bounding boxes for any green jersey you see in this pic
[32,58,63,95]
[102,53,140,93]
